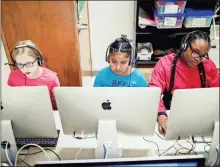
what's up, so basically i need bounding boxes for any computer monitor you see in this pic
[2,86,57,138]
[165,87,219,140]
[207,121,219,166]
[34,155,206,167]
[53,87,161,158]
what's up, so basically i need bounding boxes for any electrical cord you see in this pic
[19,148,61,161]
[19,158,31,167]
[175,140,197,155]
[8,148,15,166]
[204,144,210,154]
[143,137,196,156]
[154,131,166,140]
[202,136,211,146]
[157,140,178,156]
[5,142,13,166]
[143,137,160,155]
[75,148,82,160]
[177,140,196,154]
[103,144,108,159]
[211,148,220,167]
[202,136,212,154]
[15,144,51,166]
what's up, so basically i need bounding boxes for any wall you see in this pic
[78,1,92,73]
[88,1,135,71]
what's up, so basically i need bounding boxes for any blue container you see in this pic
[155,0,187,14]
[154,9,185,29]
[183,8,214,28]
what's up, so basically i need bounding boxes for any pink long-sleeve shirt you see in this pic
[149,53,219,114]
[7,67,60,110]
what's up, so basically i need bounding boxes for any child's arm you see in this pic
[207,61,219,87]
[50,76,60,110]
[148,60,167,115]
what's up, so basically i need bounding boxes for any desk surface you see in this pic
[18,111,210,166]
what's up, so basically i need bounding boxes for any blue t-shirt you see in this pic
[93,66,148,87]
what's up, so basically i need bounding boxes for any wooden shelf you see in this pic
[135,0,217,68]
[136,60,158,65]
[136,26,211,36]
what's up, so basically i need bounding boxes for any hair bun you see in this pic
[121,34,133,43]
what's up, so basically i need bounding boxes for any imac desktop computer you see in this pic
[54,87,161,159]
[165,87,219,140]
[2,86,59,148]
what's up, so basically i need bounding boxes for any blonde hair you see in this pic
[11,40,43,61]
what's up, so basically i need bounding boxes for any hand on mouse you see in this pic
[158,115,168,135]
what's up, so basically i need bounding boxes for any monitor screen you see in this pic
[34,155,205,167]
[105,162,198,166]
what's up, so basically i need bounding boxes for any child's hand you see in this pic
[158,115,168,135]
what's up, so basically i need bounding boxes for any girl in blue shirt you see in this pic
[94,35,148,87]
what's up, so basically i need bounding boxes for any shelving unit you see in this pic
[135,0,218,67]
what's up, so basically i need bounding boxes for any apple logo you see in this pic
[102,100,112,110]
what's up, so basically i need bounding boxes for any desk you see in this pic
[18,111,210,166]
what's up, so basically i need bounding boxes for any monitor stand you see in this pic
[1,120,18,164]
[95,119,120,159]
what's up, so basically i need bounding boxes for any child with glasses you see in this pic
[7,40,60,110]
[148,30,219,135]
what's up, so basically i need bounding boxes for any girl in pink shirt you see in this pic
[7,40,60,110]
[149,31,219,135]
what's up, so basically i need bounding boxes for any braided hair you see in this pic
[106,34,134,65]
[163,31,210,110]
[170,31,210,91]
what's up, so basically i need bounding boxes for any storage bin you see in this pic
[183,8,214,28]
[155,0,187,14]
[154,10,184,28]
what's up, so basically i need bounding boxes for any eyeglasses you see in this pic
[16,59,38,69]
[189,45,209,62]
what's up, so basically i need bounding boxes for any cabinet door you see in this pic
[2,1,82,86]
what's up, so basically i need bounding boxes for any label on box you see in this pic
[164,17,177,27]
[164,5,178,14]
[192,18,206,27]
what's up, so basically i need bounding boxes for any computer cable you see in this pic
[19,158,31,167]
[176,140,197,155]
[157,139,178,156]
[103,143,109,159]
[143,137,197,156]
[143,137,160,156]
[4,142,13,166]
[204,144,210,154]
[202,136,211,154]
[75,148,82,160]
[175,142,197,155]
[8,148,15,166]
[154,131,166,140]
[211,148,220,167]
[202,136,211,146]
[19,148,61,161]
[15,144,50,166]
